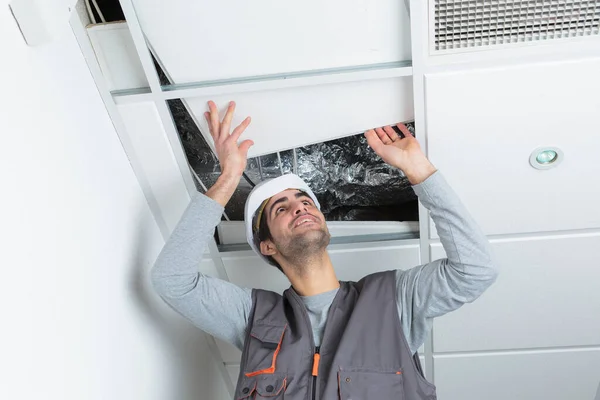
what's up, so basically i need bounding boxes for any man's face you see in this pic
[259,189,330,261]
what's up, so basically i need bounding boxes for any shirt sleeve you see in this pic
[151,193,252,351]
[395,170,499,354]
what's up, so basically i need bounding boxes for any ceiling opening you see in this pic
[169,94,419,223]
[81,0,124,24]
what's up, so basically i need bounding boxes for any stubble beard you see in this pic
[275,227,331,276]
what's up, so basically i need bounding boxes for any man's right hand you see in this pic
[204,100,253,207]
[205,100,253,177]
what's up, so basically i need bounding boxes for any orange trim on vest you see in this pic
[244,326,287,378]
[312,353,320,376]
[396,371,402,375]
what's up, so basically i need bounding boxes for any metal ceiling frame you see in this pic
[408,0,435,382]
[112,61,413,105]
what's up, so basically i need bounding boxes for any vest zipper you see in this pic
[312,346,320,400]
[286,285,342,400]
[287,291,318,400]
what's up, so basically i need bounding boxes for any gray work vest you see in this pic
[234,270,437,400]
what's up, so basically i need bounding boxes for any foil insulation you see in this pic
[169,98,418,222]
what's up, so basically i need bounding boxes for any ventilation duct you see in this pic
[433,0,600,52]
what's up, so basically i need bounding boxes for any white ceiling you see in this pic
[132,0,412,82]
[79,0,600,398]
[426,58,600,237]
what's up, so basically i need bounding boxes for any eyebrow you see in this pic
[269,192,312,218]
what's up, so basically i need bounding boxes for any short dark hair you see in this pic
[253,204,283,273]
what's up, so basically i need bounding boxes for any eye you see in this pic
[303,200,311,206]
[276,207,286,214]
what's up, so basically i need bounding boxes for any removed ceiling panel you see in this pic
[185,77,414,158]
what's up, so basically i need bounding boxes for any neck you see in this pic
[281,250,339,296]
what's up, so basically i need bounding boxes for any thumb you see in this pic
[239,139,254,158]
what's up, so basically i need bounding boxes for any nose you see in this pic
[292,200,308,215]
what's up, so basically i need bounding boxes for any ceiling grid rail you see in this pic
[116,0,235,395]
[118,0,197,196]
[69,11,171,241]
[409,0,436,383]
[111,61,414,105]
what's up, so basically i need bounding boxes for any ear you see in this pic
[260,239,278,256]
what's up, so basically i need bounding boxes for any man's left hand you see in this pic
[365,123,437,185]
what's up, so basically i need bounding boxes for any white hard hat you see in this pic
[244,173,320,264]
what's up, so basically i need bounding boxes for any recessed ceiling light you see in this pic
[530,147,563,170]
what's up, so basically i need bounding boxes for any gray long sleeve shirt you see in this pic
[151,170,498,355]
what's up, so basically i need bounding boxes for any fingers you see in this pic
[238,139,254,158]
[206,101,221,141]
[230,116,252,142]
[364,129,384,154]
[375,127,393,145]
[383,125,400,142]
[220,101,236,140]
[396,123,414,139]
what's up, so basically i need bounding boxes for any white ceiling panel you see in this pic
[221,240,420,294]
[187,76,413,157]
[431,233,600,353]
[132,0,411,82]
[434,349,600,400]
[117,102,193,233]
[425,58,600,237]
[87,23,148,92]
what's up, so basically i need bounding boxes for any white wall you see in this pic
[0,4,228,400]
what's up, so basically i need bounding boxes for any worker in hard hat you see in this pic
[151,101,498,400]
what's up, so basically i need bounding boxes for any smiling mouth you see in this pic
[293,215,318,228]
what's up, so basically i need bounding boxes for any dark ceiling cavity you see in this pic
[85,0,125,23]
[168,95,419,222]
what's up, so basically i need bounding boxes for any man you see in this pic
[151,101,498,399]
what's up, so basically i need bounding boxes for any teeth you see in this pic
[296,218,313,227]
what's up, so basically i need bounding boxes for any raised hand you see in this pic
[204,101,253,207]
[365,123,437,185]
[204,100,253,177]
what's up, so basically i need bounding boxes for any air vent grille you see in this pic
[434,0,600,51]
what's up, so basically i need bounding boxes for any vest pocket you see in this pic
[237,373,287,399]
[338,368,405,400]
[244,323,287,377]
